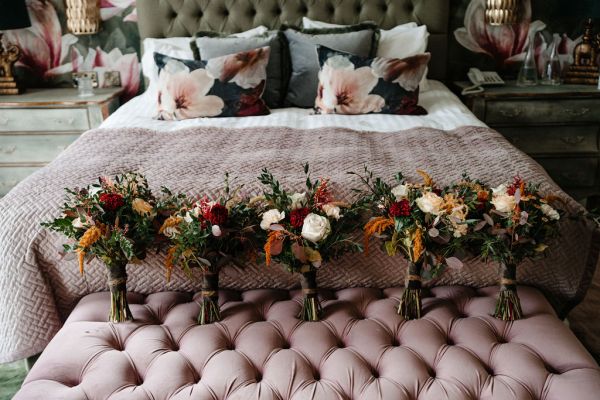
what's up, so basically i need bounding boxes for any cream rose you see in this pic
[541,204,560,220]
[492,184,508,195]
[132,198,155,219]
[391,184,409,201]
[301,213,331,243]
[491,194,516,213]
[72,217,88,229]
[322,203,341,220]
[416,192,444,215]
[260,209,285,230]
[289,192,307,210]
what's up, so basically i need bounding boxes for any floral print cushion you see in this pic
[154,47,271,120]
[315,46,430,116]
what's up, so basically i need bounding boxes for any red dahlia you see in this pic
[206,203,228,225]
[99,193,125,211]
[290,207,310,229]
[389,200,411,217]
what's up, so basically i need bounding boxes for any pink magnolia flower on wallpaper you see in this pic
[4,0,77,79]
[72,47,141,100]
[100,0,137,22]
[156,60,224,120]
[454,0,546,68]
[316,55,384,115]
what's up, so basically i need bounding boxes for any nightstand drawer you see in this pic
[486,100,600,125]
[537,157,598,188]
[0,166,40,196]
[501,126,599,155]
[0,108,90,132]
[0,134,80,163]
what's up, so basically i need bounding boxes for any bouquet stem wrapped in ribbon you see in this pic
[199,270,221,325]
[107,260,133,322]
[399,261,423,319]
[495,262,523,320]
[299,268,322,322]
[43,172,158,323]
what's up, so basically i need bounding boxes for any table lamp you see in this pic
[0,0,32,94]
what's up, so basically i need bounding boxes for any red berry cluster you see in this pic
[206,203,228,225]
[290,207,310,229]
[99,193,125,212]
[389,200,411,217]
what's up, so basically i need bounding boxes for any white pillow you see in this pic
[301,17,430,91]
[141,26,269,91]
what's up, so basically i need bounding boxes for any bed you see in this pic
[4,0,600,398]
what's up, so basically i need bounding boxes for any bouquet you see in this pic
[159,174,259,324]
[257,164,362,321]
[43,172,157,322]
[353,167,465,320]
[473,176,562,320]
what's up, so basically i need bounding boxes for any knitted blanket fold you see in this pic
[0,125,597,362]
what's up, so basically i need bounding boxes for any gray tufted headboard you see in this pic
[137,0,449,80]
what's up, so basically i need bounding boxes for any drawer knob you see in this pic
[560,136,586,145]
[0,146,16,154]
[499,109,522,118]
[564,108,590,117]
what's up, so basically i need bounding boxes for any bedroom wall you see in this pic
[5,0,597,101]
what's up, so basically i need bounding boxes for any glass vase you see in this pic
[541,34,562,85]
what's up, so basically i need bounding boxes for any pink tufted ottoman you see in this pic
[14,286,600,400]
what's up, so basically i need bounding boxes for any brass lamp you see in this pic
[0,0,31,95]
[485,0,519,26]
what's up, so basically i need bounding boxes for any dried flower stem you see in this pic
[398,261,422,320]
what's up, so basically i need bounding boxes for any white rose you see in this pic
[541,204,560,220]
[212,225,222,237]
[322,204,341,220]
[289,192,307,210]
[391,184,409,201]
[492,184,508,195]
[301,213,331,243]
[184,212,194,223]
[415,192,444,215]
[491,194,516,213]
[260,209,286,230]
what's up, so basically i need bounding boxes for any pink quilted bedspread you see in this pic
[0,125,598,363]
[14,286,600,400]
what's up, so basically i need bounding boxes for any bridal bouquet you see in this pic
[353,167,466,320]
[257,164,362,321]
[159,174,259,324]
[473,176,563,320]
[42,172,157,322]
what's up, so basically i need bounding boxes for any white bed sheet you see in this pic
[101,80,485,132]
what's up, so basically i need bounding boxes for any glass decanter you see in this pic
[541,34,562,85]
[517,31,539,86]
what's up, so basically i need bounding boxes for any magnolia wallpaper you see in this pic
[6,0,140,100]
[5,0,595,102]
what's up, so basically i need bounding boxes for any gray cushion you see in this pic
[283,24,378,108]
[191,32,286,108]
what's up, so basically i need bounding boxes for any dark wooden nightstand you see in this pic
[455,81,600,208]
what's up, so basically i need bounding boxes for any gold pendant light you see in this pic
[65,0,101,35]
[485,0,519,25]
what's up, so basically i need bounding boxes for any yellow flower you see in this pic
[159,216,183,238]
[132,198,155,219]
[76,226,102,275]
